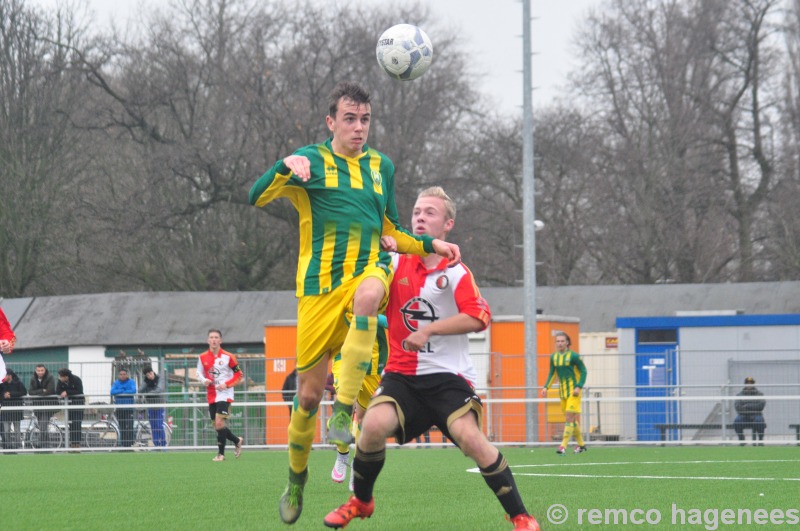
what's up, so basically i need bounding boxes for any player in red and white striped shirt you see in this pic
[325,187,539,530]
[197,329,244,461]
[0,306,16,382]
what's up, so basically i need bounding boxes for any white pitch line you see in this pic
[512,459,800,468]
[510,472,800,481]
[466,459,800,482]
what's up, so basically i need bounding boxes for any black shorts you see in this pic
[209,401,231,419]
[369,372,483,445]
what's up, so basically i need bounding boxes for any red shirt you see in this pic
[196,349,243,404]
[385,254,490,386]
[0,308,15,351]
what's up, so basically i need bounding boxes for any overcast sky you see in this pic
[433,0,600,114]
[34,0,601,115]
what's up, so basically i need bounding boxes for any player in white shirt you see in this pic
[197,329,244,461]
[324,187,539,530]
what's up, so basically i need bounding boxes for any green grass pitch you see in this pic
[2,446,798,530]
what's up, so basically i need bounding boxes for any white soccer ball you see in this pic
[376,24,433,81]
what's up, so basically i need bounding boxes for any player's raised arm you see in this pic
[432,239,461,266]
[282,155,312,182]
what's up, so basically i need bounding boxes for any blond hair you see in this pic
[417,186,456,221]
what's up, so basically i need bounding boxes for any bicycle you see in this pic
[0,410,64,450]
[21,411,64,449]
[86,408,171,448]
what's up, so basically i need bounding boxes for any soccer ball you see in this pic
[375,24,433,81]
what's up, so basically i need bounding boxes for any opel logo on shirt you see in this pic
[400,296,437,332]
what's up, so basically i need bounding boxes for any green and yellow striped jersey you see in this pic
[249,139,434,297]
[543,350,587,400]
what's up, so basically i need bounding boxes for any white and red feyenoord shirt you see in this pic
[197,349,243,404]
[384,253,491,386]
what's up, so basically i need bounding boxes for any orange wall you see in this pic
[264,324,300,445]
[489,320,580,442]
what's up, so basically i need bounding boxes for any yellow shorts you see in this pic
[561,396,582,414]
[296,264,392,372]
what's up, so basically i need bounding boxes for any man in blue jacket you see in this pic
[111,368,137,447]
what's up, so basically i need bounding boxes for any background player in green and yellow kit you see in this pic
[540,332,588,455]
[249,81,460,525]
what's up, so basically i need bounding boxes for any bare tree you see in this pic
[698,0,784,281]
[64,0,483,292]
[567,0,783,284]
[764,0,800,277]
[0,0,96,296]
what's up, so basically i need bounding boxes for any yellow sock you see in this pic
[288,403,317,474]
[574,423,585,446]
[561,423,575,447]
[336,316,377,408]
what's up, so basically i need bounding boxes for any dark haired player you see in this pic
[197,329,244,461]
[249,81,460,524]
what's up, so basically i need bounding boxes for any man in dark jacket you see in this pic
[28,364,58,423]
[1,369,27,449]
[138,366,168,447]
[733,377,766,446]
[56,368,85,449]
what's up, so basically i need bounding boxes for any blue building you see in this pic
[617,313,800,442]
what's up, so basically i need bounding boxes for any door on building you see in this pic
[635,328,678,440]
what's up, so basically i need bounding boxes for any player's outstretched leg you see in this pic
[279,467,308,524]
[330,315,379,445]
[323,495,374,529]
[479,452,540,530]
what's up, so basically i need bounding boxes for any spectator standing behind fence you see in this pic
[197,329,244,462]
[733,377,766,446]
[111,368,137,448]
[1,369,27,450]
[28,364,58,423]
[139,366,167,447]
[57,368,84,449]
[0,306,16,381]
[541,332,588,455]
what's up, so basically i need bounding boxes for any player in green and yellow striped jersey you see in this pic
[249,81,460,525]
[541,332,588,455]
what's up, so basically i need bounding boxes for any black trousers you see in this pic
[117,408,135,447]
[67,408,84,446]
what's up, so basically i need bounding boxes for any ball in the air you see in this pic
[376,24,433,81]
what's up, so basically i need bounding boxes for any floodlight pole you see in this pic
[522,0,538,444]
